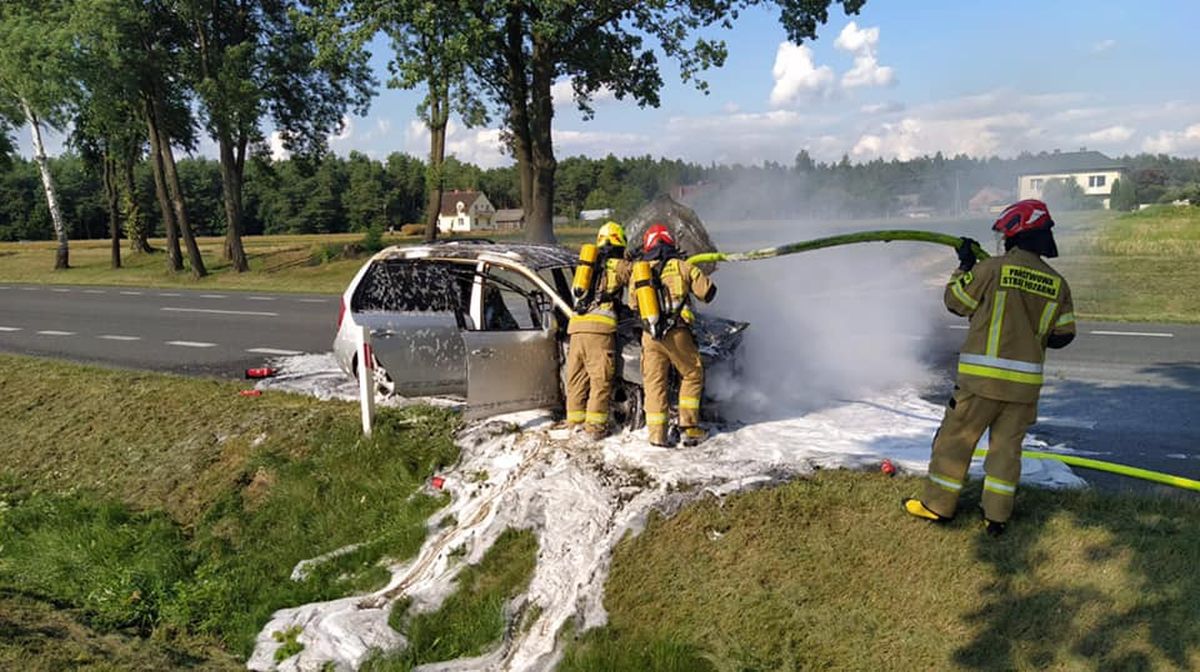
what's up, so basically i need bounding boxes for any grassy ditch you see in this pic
[0,353,460,665]
[562,470,1200,671]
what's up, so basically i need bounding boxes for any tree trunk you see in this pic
[218,131,249,271]
[121,156,153,254]
[152,99,207,278]
[503,6,534,220]
[145,102,183,270]
[423,86,448,243]
[103,153,122,269]
[525,38,557,244]
[22,99,69,269]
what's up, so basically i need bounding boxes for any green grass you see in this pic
[562,470,1200,671]
[0,227,596,294]
[0,353,461,662]
[361,527,539,671]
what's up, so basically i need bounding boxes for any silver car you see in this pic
[333,240,747,426]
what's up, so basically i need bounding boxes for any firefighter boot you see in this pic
[680,426,708,447]
[584,424,608,442]
[902,498,950,523]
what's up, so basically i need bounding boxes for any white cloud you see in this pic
[834,22,895,89]
[769,42,835,107]
[1092,39,1117,53]
[552,78,615,110]
[860,101,905,115]
[851,112,1035,161]
[722,101,741,114]
[268,131,290,162]
[1142,124,1200,154]
[404,119,508,168]
[332,115,353,142]
[1078,125,1134,144]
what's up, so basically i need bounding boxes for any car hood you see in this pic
[615,312,748,361]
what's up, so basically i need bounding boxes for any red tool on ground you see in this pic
[245,367,277,379]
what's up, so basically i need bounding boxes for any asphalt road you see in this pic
[1,282,1196,492]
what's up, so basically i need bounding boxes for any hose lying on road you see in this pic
[687,229,991,266]
[689,228,1199,493]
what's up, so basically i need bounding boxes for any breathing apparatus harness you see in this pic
[571,243,625,313]
[633,246,685,340]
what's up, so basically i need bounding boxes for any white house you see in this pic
[437,190,495,233]
[1016,150,1127,209]
[579,208,613,222]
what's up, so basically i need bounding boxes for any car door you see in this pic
[351,259,469,396]
[462,264,561,418]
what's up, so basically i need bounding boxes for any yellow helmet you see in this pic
[596,221,626,248]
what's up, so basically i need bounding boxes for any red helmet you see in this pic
[992,199,1055,239]
[643,223,675,253]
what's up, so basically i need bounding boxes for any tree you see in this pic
[0,0,76,269]
[183,0,372,271]
[1109,177,1138,212]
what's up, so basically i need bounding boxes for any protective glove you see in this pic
[956,237,979,272]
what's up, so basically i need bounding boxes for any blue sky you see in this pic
[20,1,1200,167]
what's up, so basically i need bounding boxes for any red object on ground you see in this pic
[881,459,896,476]
[239,389,262,397]
[245,367,277,379]
[431,476,445,490]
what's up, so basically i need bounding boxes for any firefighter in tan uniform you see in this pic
[629,223,717,447]
[565,222,633,440]
[904,199,1076,536]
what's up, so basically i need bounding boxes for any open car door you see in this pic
[462,264,561,419]
[351,259,469,397]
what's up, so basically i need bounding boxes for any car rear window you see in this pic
[352,260,466,313]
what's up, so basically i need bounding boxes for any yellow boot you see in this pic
[902,498,950,522]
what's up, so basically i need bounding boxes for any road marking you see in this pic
[21,286,39,291]
[37,330,76,336]
[297,298,329,303]
[98,334,142,341]
[1090,330,1174,338]
[247,347,302,356]
[199,294,227,299]
[166,340,217,348]
[159,292,182,297]
[51,288,71,293]
[247,296,276,301]
[0,326,21,332]
[119,290,143,296]
[161,307,279,317]
[0,286,9,290]
[83,289,106,294]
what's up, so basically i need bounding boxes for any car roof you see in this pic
[375,241,576,271]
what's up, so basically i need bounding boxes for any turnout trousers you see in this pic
[641,327,704,445]
[565,332,615,431]
[923,388,1037,523]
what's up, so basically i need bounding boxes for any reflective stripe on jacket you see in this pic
[945,248,1075,403]
[569,258,632,335]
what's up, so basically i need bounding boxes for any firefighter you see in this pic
[904,199,1076,536]
[565,221,633,440]
[629,223,717,447]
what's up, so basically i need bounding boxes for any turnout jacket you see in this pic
[945,247,1075,403]
[628,257,716,328]
[568,257,632,335]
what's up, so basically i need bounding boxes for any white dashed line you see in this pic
[297,298,329,303]
[21,287,39,291]
[98,334,142,341]
[246,347,303,356]
[247,296,276,301]
[1090,330,1174,338]
[165,340,217,348]
[0,326,21,332]
[199,294,227,299]
[36,330,76,336]
[51,288,71,293]
[83,289,106,294]
[161,307,278,317]
[159,292,182,297]
[0,286,9,290]
[119,290,143,296]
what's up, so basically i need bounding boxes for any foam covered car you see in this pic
[332,240,747,426]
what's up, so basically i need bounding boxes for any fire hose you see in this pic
[687,229,1200,493]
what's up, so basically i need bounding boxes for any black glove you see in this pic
[956,237,979,272]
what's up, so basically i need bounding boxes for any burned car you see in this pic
[332,240,746,426]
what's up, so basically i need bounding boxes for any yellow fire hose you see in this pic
[687,228,1199,493]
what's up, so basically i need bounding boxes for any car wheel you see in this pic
[612,379,644,431]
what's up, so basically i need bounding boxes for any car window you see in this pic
[352,259,468,315]
[479,266,543,331]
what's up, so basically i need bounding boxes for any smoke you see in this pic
[697,207,951,421]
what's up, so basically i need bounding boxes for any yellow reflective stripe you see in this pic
[679,397,700,409]
[566,411,586,422]
[950,279,979,311]
[1056,312,1075,327]
[569,313,617,327]
[585,412,608,424]
[680,307,695,323]
[646,412,668,426]
[1037,301,1058,338]
[987,290,1007,356]
[929,473,963,492]
[958,362,1043,385]
[984,476,1017,496]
